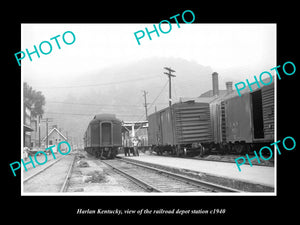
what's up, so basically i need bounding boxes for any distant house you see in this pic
[41,127,68,152]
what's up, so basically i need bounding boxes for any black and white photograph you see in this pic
[5,4,298,220]
[21,23,276,195]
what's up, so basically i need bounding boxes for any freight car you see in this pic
[83,114,122,159]
[148,76,274,156]
[148,101,213,156]
[210,82,274,154]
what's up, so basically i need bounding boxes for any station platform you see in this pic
[117,153,275,192]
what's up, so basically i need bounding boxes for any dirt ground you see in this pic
[67,151,145,193]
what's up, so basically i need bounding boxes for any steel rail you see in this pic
[118,158,241,193]
[60,155,76,192]
[101,160,162,192]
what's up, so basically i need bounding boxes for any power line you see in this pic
[45,112,141,117]
[44,80,169,123]
[46,101,167,107]
[147,80,169,111]
[133,80,168,123]
[35,76,159,89]
[172,78,178,100]
[46,101,144,108]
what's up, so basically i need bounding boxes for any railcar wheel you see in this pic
[234,143,243,154]
[234,143,248,154]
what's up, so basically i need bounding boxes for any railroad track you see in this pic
[60,155,76,192]
[23,154,75,193]
[101,158,240,193]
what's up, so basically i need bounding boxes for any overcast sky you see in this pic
[21,23,276,142]
[22,23,276,90]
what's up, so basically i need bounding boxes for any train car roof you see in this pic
[148,101,209,117]
[89,114,122,124]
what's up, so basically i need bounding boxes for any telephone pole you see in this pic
[38,115,41,148]
[163,67,176,145]
[142,90,149,120]
[163,67,176,108]
[41,118,53,148]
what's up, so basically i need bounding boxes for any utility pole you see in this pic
[163,67,176,145]
[41,118,53,149]
[142,90,149,146]
[142,90,149,120]
[163,67,176,108]
[38,115,41,148]
[155,105,160,145]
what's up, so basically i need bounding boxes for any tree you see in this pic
[24,82,45,118]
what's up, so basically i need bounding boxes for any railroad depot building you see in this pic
[122,121,148,147]
[41,127,68,152]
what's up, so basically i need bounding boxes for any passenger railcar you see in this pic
[83,114,122,159]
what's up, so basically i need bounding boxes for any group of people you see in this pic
[124,137,140,157]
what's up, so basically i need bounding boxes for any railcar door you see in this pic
[100,122,113,146]
[251,90,264,139]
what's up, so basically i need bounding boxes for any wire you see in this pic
[44,80,169,123]
[147,80,168,111]
[173,78,178,101]
[46,101,143,108]
[46,101,167,107]
[45,112,141,117]
[133,80,169,123]
[35,76,159,89]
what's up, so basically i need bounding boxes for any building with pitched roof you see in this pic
[41,127,68,152]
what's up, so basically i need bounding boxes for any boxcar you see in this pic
[84,114,122,159]
[148,101,212,156]
[210,82,274,154]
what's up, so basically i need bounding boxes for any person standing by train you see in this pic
[124,147,129,157]
[132,137,139,156]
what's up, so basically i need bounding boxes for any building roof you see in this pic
[199,89,228,98]
[181,76,275,104]
[41,127,67,142]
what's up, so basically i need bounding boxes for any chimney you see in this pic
[225,81,233,94]
[212,72,219,96]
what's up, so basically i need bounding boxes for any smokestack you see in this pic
[226,81,233,94]
[212,72,219,96]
